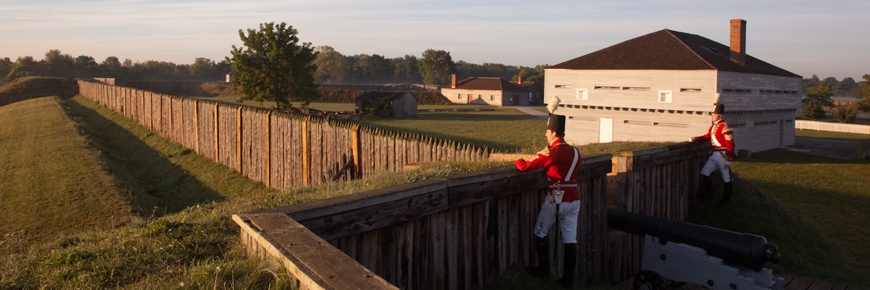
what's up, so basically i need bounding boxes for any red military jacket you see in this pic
[694,118,736,160]
[515,138,582,202]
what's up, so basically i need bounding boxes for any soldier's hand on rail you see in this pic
[537,148,550,156]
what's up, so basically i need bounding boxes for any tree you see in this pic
[857,74,870,112]
[833,103,858,123]
[802,75,820,93]
[313,46,349,84]
[189,57,216,79]
[44,49,74,77]
[834,77,858,97]
[819,77,838,92]
[228,22,319,110]
[419,49,455,86]
[801,84,834,120]
[391,55,420,84]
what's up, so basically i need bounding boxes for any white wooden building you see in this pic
[441,75,541,106]
[546,19,802,153]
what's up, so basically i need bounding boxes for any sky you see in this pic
[1,0,868,81]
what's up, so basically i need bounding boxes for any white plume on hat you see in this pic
[547,96,561,113]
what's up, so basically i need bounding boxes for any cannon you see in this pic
[608,210,783,290]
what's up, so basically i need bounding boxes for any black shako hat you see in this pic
[713,103,725,114]
[546,114,566,135]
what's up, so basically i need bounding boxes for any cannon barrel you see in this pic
[607,210,781,271]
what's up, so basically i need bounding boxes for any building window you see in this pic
[680,88,702,92]
[576,88,588,100]
[556,84,571,88]
[658,90,672,103]
[457,94,461,100]
[490,95,494,101]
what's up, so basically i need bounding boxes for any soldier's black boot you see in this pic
[558,243,577,288]
[526,236,549,280]
[699,175,712,199]
[717,182,733,209]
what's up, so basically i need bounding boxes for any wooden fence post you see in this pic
[353,125,361,179]
[215,102,220,161]
[302,116,310,186]
[238,106,243,173]
[194,99,200,154]
[266,111,272,188]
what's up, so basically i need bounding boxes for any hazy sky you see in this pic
[2,0,868,80]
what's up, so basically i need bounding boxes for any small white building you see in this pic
[546,19,802,153]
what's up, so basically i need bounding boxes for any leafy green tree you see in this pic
[419,49,455,86]
[0,57,12,84]
[351,54,391,84]
[819,77,838,92]
[44,49,74,77]
[189,57,216,79]
[801,100,826,120]
[857,74,870,112]
[391,55,420,83]
[805,84,835,108]
[802,75,820,93]
[833,103,858,123]
[801,84,834,120]
[313,46,349,84]
[834,77,858,97]
[228,22,319,110]
[5,56,40,82]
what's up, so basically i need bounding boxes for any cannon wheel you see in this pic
[633,270,664,290]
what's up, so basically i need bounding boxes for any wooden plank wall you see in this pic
[241,156,612,290]
[605,141,711,284]
[76,80,490,192]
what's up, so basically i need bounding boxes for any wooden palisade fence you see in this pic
[235,154,613,290]
[604,141,711,283]
[77,80,489,190]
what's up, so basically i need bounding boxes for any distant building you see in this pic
[440,75,542,106]
[354,92,418,117]
[546,19,802,153]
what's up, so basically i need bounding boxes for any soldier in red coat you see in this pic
[515,113,581,288]
[692,103,737,209]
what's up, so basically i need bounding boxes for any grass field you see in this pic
[796,129,870,141]
[0,97,132,252]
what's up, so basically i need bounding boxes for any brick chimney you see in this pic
[451,74,456,88]
[730,19,747,66]
[517,76,522,84]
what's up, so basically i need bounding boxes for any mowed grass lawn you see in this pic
[0,97,132,250]
[734,151,870,268]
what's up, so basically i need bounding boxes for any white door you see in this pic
[599,118,613,143]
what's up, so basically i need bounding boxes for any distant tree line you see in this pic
[801,74,870,123]
[1,48,546,88]
[312,46,546,86]
[0,50,230,86]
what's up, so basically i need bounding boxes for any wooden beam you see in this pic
[233,213,397,290]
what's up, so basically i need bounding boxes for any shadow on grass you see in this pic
[63,98,226,219]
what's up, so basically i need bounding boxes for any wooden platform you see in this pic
[616,275,866,290]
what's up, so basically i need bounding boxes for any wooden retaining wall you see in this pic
[77,80,489,190]
[604,142,711,284]
[235,154,613,290]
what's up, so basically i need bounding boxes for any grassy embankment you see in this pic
[0,94,509,288]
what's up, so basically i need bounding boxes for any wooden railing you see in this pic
[234,154,613,290]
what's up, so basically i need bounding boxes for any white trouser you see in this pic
[533,198,581,244]
[701,151,732,182]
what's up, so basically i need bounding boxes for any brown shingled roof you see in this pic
[548,29,800,78]
[449,77,526,91]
